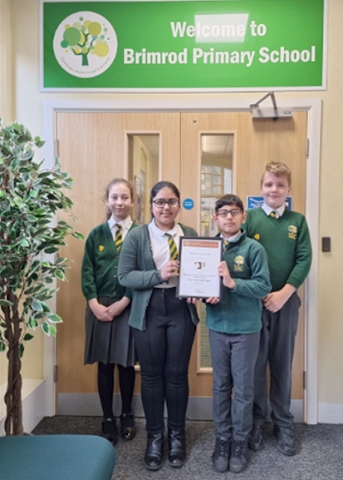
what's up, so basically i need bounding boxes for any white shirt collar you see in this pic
[262,203,285,218]
[221,230,243,243]
[150,218,178,237]
[108,215,132,232]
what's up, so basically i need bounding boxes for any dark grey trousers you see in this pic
[253,293,301,429]
[209,330,260,442]
[132,288,196,434]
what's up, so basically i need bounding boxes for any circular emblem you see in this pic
[53,11,117,78]
[183,198,194,210]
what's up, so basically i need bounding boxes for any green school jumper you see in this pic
[243,207,312,291]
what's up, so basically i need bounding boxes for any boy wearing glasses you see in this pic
[206,194,271,474]
[244,162,312,457]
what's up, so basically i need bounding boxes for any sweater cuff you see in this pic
[155,270,165,284]
[85,294,97,302]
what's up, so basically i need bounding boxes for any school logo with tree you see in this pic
[53,11,117,78]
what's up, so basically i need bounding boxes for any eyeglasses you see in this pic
[153,199,179,208]
[216,208,242,218]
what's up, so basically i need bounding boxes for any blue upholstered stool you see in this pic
[0,434,116,480]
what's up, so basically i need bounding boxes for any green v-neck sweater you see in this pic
[243,207,312,291]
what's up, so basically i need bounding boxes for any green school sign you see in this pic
[41,0,326,92]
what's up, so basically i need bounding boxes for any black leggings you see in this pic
[132,288,196,434]
[98,362,135,418]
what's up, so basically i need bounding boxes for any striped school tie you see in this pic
[114,224,123,251]
[165,233,178,260]
[269,211,277,218]
[223,240,229,252]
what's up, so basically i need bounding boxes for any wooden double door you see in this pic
[55,111,307,419]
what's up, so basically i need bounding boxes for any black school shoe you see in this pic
[120,413,136,441]
[144,433,164,471]
[212,438,230,473]
[230,439,248,473]
[168,429,186,468]
[101,417,117,445]
[274,426,297,456]
[248,425,264,451]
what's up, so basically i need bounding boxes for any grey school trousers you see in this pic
[209,330,260,442]
[253,293,301,430]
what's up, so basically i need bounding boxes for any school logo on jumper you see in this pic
[288,225,297,240]
[254,233,260,240]
[53,11,117,78]
[233,255,244,272]
[99,245,105,251]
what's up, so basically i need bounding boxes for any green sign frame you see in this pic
[41,0,327,92]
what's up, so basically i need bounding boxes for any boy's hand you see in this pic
[205,297,220,304]
[186,297,198,304]
[263,284,296,313]
[218,261,236,290]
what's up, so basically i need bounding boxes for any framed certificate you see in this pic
[176,237,223,299]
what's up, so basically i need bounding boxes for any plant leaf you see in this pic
[23,333,34,341]
[32,300,43,311]
[19,239,30,247]
[47,313,62,323]
[0,299,13,307]
[54,269,65,281]
[41,321,50,335]
[49,325,57,337]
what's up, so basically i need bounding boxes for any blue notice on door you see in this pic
[247,196,293,210]
[183,198,194,210]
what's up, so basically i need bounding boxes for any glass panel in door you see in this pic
[128,134,159,225]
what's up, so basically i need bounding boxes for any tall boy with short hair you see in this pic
[206,194,271,474]
[244,162,312,456]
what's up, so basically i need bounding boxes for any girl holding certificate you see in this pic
[118,181,199,471]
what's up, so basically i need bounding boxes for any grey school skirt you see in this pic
[84,296,136,367]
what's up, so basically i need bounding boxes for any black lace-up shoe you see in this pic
[230,439,248,473]
[212,438,230,473]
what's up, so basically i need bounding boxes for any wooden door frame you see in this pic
[43,97,321,424]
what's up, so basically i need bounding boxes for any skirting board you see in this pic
[318,403,343,424]
[58,393,304,423]
[0,379,45,434]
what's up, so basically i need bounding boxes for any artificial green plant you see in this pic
[0,119,83,435]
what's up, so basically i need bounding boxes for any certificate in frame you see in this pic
[176,237,223,299]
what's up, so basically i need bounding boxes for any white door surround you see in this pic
[43,96,321,424]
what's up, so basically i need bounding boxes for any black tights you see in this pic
[98,362,135,418]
